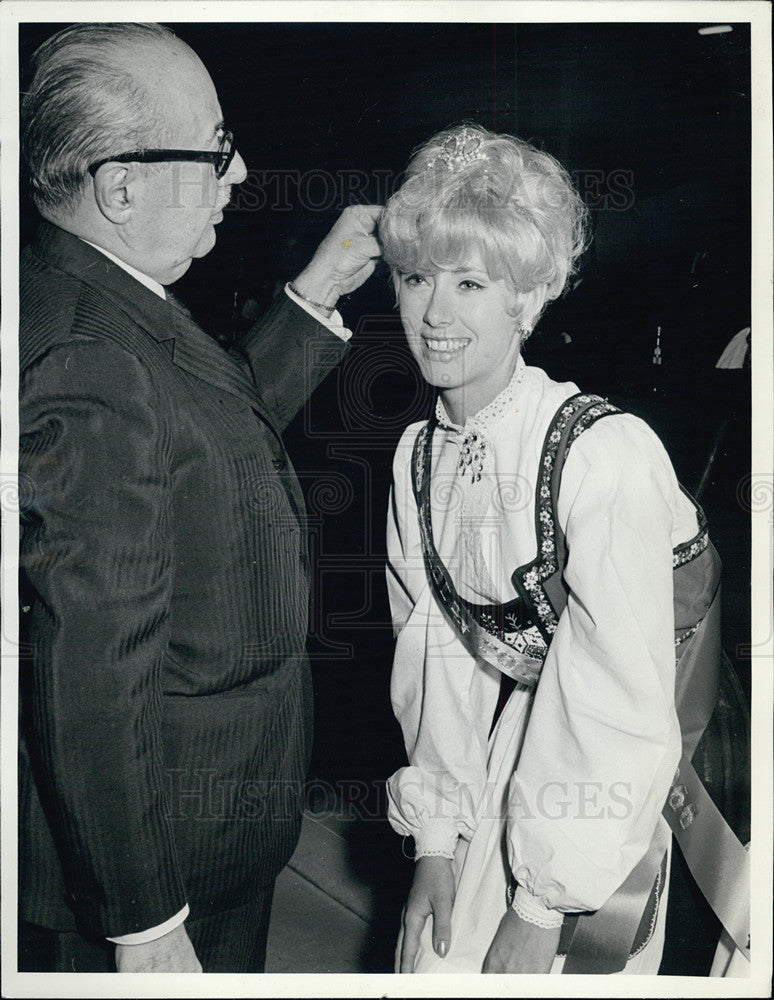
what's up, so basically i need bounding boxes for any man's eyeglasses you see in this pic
[88,130,236,180]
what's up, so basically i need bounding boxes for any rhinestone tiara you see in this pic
[425,127,487,173]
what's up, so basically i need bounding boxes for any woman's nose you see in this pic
[423,284,452,328]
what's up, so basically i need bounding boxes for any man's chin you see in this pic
[192,224,218,259]
[162,258,195,285]
[159,228,217,284]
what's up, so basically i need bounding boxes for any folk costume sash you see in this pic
[411,418,546,689]
[410,391,749,973]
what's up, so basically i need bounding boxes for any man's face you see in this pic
[124,41,247,284]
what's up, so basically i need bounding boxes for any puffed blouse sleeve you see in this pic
[385,423,490,858]
[507,413,687,919]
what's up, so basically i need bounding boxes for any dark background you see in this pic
[20,20,752,975]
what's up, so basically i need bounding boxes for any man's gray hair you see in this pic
[22,22,176,216]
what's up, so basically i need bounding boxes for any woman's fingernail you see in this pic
[438,941,448,958]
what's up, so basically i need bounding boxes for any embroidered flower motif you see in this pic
[673,532,708,568]
[414,390,711,693]
[515,395,621,639]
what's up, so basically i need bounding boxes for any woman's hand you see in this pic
[482,908,562,974]
[399,855,456,972]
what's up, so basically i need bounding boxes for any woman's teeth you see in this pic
[425,338,469,354]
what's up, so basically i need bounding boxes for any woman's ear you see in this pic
[512,284,548,330]
[92,162,138,224]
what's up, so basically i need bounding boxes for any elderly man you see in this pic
[18,22,379,973]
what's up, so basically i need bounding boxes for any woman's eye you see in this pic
[459,279,484,290]
[404,274,427,287]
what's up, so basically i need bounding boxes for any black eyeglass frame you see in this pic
[88,130,236,179]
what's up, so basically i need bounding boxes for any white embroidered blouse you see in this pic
[385,358,698,921]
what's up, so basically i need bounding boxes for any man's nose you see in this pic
[424,284,452,327]
[223,149,247,186]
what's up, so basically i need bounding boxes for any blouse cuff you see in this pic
[511,884,565,929]
[413,820,459,860]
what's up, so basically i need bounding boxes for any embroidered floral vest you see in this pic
[411,391,729,969]
[411,392,717,682]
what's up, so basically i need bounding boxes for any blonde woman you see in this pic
[379,125,723,975]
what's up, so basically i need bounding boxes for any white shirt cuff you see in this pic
[511,884,565,929]
[284,283,351,341]
[107,904,189,945]
[413,819,459,860]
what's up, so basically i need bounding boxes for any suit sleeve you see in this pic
[235,293,349,432]
[19,337,187,938]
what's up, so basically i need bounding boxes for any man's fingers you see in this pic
[340,236,380,270]
[333,204,382,240]
[348,203,383,231]
[349,260,376,292]
[336,250,379,295]
[352,235,381,259]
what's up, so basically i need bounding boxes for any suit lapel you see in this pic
[30,222,278,429]
[165,299,276,424]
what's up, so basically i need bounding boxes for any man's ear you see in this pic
[92,163,138,223]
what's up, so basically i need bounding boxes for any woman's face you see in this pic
[398,250,522,415]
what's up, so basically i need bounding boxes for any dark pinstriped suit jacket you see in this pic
[18,222,348,938]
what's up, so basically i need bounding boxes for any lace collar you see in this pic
[435,355,526,433]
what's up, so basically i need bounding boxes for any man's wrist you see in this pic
[107,904,189,945]
[290,266,340,310]
[283,284,351,341]
[287,280,336,316]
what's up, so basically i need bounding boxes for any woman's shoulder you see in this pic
[560,408,701,545]
[570,407,673,474]
[561,406,691,530]
[523,363,579,403]
[524,365,671,466]
[519,364,582,442]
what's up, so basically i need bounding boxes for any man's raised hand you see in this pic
[292,204,382,308]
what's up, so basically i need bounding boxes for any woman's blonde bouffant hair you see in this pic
[379,124,589,330]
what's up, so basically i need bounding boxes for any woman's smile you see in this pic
[398,252,524,421]
[422,336,471,358]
